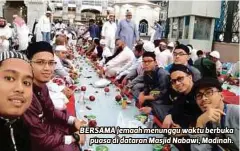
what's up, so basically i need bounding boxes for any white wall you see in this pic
[168,1,193,17]
[191,1,221,18]
[168,1,221,18]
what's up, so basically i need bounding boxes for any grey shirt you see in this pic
[190,104,239,151]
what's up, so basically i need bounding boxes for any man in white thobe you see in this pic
[101,12,117,53]
[54,45,73,84]
[103,39,135,77]
[0,17,12,52]
[38,11,52,43]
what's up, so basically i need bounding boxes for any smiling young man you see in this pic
[165,44,201,82]
[138,51,169,107]
[162,64,201,129]
[23,41,85,151]
[0,51,33,151]
[191,77,239,151]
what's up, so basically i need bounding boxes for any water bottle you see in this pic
[147,113,154,128]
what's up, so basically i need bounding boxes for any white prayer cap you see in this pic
[100,39,106,45]
[55,45,67,52]
[210,50,220,59]
[108,11,115,16]
[46,11,52,14]
[160,41,167,46]
[13,14,18,18]
[167,42,174,48]
[143,41,155,52]
[88,37,92,41]
[187,46,192,54]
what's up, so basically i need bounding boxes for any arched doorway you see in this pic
[139,19,148,35]
[81,9,101,22]
[3,1,27,23]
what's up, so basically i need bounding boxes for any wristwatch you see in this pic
[72,133,80,142]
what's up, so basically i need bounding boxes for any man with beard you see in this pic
[0,51,33,151]
[116,11,139,49]
[23,41,85,151]
[103,39,135,78]
[0,17,12,52]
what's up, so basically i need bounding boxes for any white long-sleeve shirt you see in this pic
[54,55,69,77]
[104,46,135,73]
[101,21,117,38]
[46,80,68,110]
[0,25,12,39]
[38,15,51,32]
[116,56,142,79]
[155,48,173,68]
[99,47,112,66]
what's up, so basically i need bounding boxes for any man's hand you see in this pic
[121,78,128,85]
[74,119,87,130]
[74,131,86,146]
[139,107,152,114]
[162,114,174,128]
[196,108,225,128]
[138,92,145,106]
[62,87,74,98]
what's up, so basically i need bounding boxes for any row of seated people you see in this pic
[1,40,86,151]
[77,38,239,151]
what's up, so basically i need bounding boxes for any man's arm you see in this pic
[23,95,75,149]
[115,21,121,39]
[101,22,107,37]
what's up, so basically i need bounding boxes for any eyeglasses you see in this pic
[142,60,154,64]
[196,89,219,100]
[173,52,188,57]
[171,76,185,85]
[31,60,57,67]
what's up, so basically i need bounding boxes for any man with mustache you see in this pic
[23,41,85,151]
[191,77,239,151]
[0,17,12,52]
[0,51,33,151]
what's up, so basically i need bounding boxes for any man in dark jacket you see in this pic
[162,64,202,129]
[138,51,170,107]
[23,41,85,151]
[0,51,33,151]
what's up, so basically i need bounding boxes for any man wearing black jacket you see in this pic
[0,51,33,151]
[162,64,202,129]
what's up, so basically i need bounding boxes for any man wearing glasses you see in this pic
[162,64,202,129]
[191,77,239,151]
[23,41,85,151]
[116,11,139,49]
[165,44,201,82]
[137,51,169,109]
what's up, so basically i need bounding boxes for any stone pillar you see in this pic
[188,16,195,39]
[0,0,6,17]
[24,0,47,32]
[75,0,82,22]
[62,0,68,21]
[168,18,173,39]
[102,0,108,16]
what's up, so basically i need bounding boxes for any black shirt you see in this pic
[0,117,31,151]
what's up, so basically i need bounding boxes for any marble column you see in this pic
[62,1,68,21]
[24,0,47,32]
[0,0,6,17]
[75,0,82,22]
